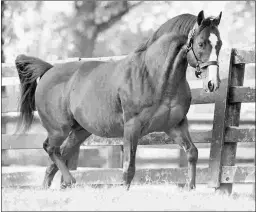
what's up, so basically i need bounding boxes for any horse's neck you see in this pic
[163,46,188,97]
[145,35,188,99]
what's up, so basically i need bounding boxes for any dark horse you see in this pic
[15,10,222,189]
[37,11,222,189]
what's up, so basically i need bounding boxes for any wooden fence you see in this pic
[1,48,255,194]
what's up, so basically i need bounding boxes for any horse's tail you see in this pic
[15,54,53,133]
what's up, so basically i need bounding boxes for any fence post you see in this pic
[208,48,245,194]
[253,158,255,197]
[120,145,124,169]
[1,86,7,134]
[66,146,80,170]
[107,145,123,168]
[1,85,7,166]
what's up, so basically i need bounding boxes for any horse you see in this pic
[38,10,223,189]
[33,10,223,189]
[15,10,222,190]
[37,10,222,188]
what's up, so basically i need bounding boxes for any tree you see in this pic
[224,1,255,48]
[1,1,6,62]
[2,1,143,62]
[69,1,143,57]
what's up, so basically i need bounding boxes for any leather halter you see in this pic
[186,27,219,78]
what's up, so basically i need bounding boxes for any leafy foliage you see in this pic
[2,1,255,63]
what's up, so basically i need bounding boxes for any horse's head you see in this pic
[186,10,222,92]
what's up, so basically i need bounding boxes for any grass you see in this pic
[2,184,255,211]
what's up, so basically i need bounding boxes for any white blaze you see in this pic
[208,33,218,83]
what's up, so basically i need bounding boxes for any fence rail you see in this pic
[2,82,255,113]
[1,48,255,194]
[2,126,255,149]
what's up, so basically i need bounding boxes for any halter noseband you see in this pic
[186,27,219,78]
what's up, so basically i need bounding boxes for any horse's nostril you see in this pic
[208,81,214,92]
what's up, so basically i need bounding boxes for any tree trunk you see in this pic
[1,1,6,62]
[72,1,98,58]
[71,1,142,58]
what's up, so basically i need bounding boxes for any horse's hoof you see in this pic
[60,177,76,189]
[122,182,131,191]
[126,184,131,191]
[122,171,134,191]
[179,183,195,191]
[42,185,50,190]
[42,180,51,189]
[188,183,196,191]
[42,184,50,190]
[60,182,75,189]
[60,183,68,189]
[60,183,69,189]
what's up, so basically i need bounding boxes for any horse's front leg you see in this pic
[122,117,141,190]
[165,117,198,189]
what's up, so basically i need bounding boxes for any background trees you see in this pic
[1,1,6,62]
[68,1,142,57]
[2,1,255,63]
[2,1,144,60]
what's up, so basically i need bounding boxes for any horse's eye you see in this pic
[198,43,203,47]
[217,40,222,48]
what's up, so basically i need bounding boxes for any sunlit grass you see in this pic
[2,184,255,211]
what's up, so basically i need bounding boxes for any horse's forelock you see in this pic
[200,15,221,29]
[197,24,220,38]
[196,16,221,37]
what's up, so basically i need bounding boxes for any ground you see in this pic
[2,183,255,211]
[2,144,255,211]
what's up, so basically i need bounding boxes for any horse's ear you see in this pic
[197,10,205,26]
[213,11,222,26]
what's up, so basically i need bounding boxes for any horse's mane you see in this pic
[134,13,197,53]
[134,13,220,54]
[133,31,188,69]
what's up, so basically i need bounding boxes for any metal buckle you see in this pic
[195,64,202,78]
[186,44,192,54]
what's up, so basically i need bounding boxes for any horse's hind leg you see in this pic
[165,117,198,189]
[42,137,74,189]
[42,124,91,188]
[60,146,80,185]
[42,154,58,189]
[43,131,76,188]
[59,127,91,186]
